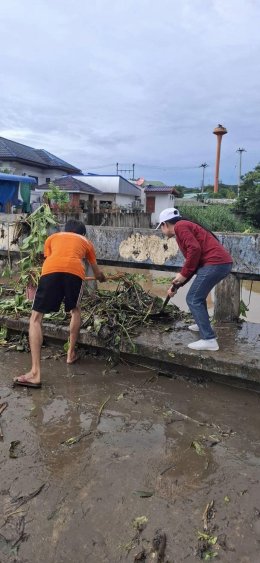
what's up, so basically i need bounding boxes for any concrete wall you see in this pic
[0,219,259,278]
[83,227,260,277]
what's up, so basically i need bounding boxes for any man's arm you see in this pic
[91,262,106,282]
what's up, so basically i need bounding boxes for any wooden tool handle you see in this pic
[85,273,124,281]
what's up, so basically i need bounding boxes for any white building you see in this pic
[144,185,180,225]
[72,174,141,211]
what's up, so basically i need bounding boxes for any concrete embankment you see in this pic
[1,315,259,386]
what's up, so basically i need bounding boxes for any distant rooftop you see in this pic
[38,176,102,194]
[0,136,81,173]
[135,178,166,187]
[144,185,180,195]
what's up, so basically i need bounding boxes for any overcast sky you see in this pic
[0,0,259,187]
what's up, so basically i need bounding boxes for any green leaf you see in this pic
[191,441,205,456]
[133,490,154,498]
[198,532,218,545]
[204,552,218,560]
[132,516,148,531]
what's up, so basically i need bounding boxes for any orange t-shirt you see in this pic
[41,232,97,280]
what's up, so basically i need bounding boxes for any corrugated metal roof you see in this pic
[0,137,81,172]
[73,175,141,196]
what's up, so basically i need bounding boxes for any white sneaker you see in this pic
[188,339,219,351]
[188,324,200,332]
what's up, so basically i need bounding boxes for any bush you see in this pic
[176,204,253,232]
[234,164,260,227]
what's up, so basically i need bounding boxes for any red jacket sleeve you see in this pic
[175,224,202,278]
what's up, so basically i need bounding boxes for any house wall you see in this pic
[150,193,174,225]
[94,193,116,211]
[0,161,70,186]
[115,194,138,208]
[91,193,139,212]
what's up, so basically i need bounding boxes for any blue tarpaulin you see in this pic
[0,173,36,184]
[0,173,36,212]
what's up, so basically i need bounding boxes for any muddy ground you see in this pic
[1,345,260,563]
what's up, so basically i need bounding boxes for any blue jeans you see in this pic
[186,263,232,340]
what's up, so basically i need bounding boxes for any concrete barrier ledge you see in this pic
[1,315,259,385]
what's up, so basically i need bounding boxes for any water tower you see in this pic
[213,124,227,193]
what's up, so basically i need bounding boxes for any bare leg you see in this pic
[67,307,81,364]
[15,311,43,384]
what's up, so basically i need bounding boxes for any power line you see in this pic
[84,162,211,172]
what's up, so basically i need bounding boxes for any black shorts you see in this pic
[33,273,84,313]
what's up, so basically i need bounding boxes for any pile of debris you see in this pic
[0,276,187,350]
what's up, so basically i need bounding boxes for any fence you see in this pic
[86,212,151,228]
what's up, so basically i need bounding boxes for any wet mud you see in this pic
[1,346,260,562]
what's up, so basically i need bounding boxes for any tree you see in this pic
[235,164,260,227]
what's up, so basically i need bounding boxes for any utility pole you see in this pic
[199,163,209,193]
[236,148,246,198]
[213,124,227,193]
[115,163,135,179]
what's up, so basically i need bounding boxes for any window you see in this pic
[46,178,51,184]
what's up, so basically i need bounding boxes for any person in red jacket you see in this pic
[156,208,233,351]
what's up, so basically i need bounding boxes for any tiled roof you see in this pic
[144,185,180,195]
[38,176,102,194]
[0,137,81,172]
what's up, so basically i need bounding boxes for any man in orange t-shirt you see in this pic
[14,220,106,388]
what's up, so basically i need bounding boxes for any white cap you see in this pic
[155,207,181,229]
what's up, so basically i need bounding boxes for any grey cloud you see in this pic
[0,0,259,186]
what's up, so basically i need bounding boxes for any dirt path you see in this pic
[1,346,260,562]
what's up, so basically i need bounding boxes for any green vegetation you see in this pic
[176,204,254,232]
[234,163,260,227]
[46,182,69,205]
[16,204,57,289]
[202,183,237,199]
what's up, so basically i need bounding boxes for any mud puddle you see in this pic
[1,345,260,562]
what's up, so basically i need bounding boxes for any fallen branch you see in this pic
[203,500,215,532]
[170,408,210,427]
[97,396,111,425]
[11,483,45,509]
[0,402,8,416]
